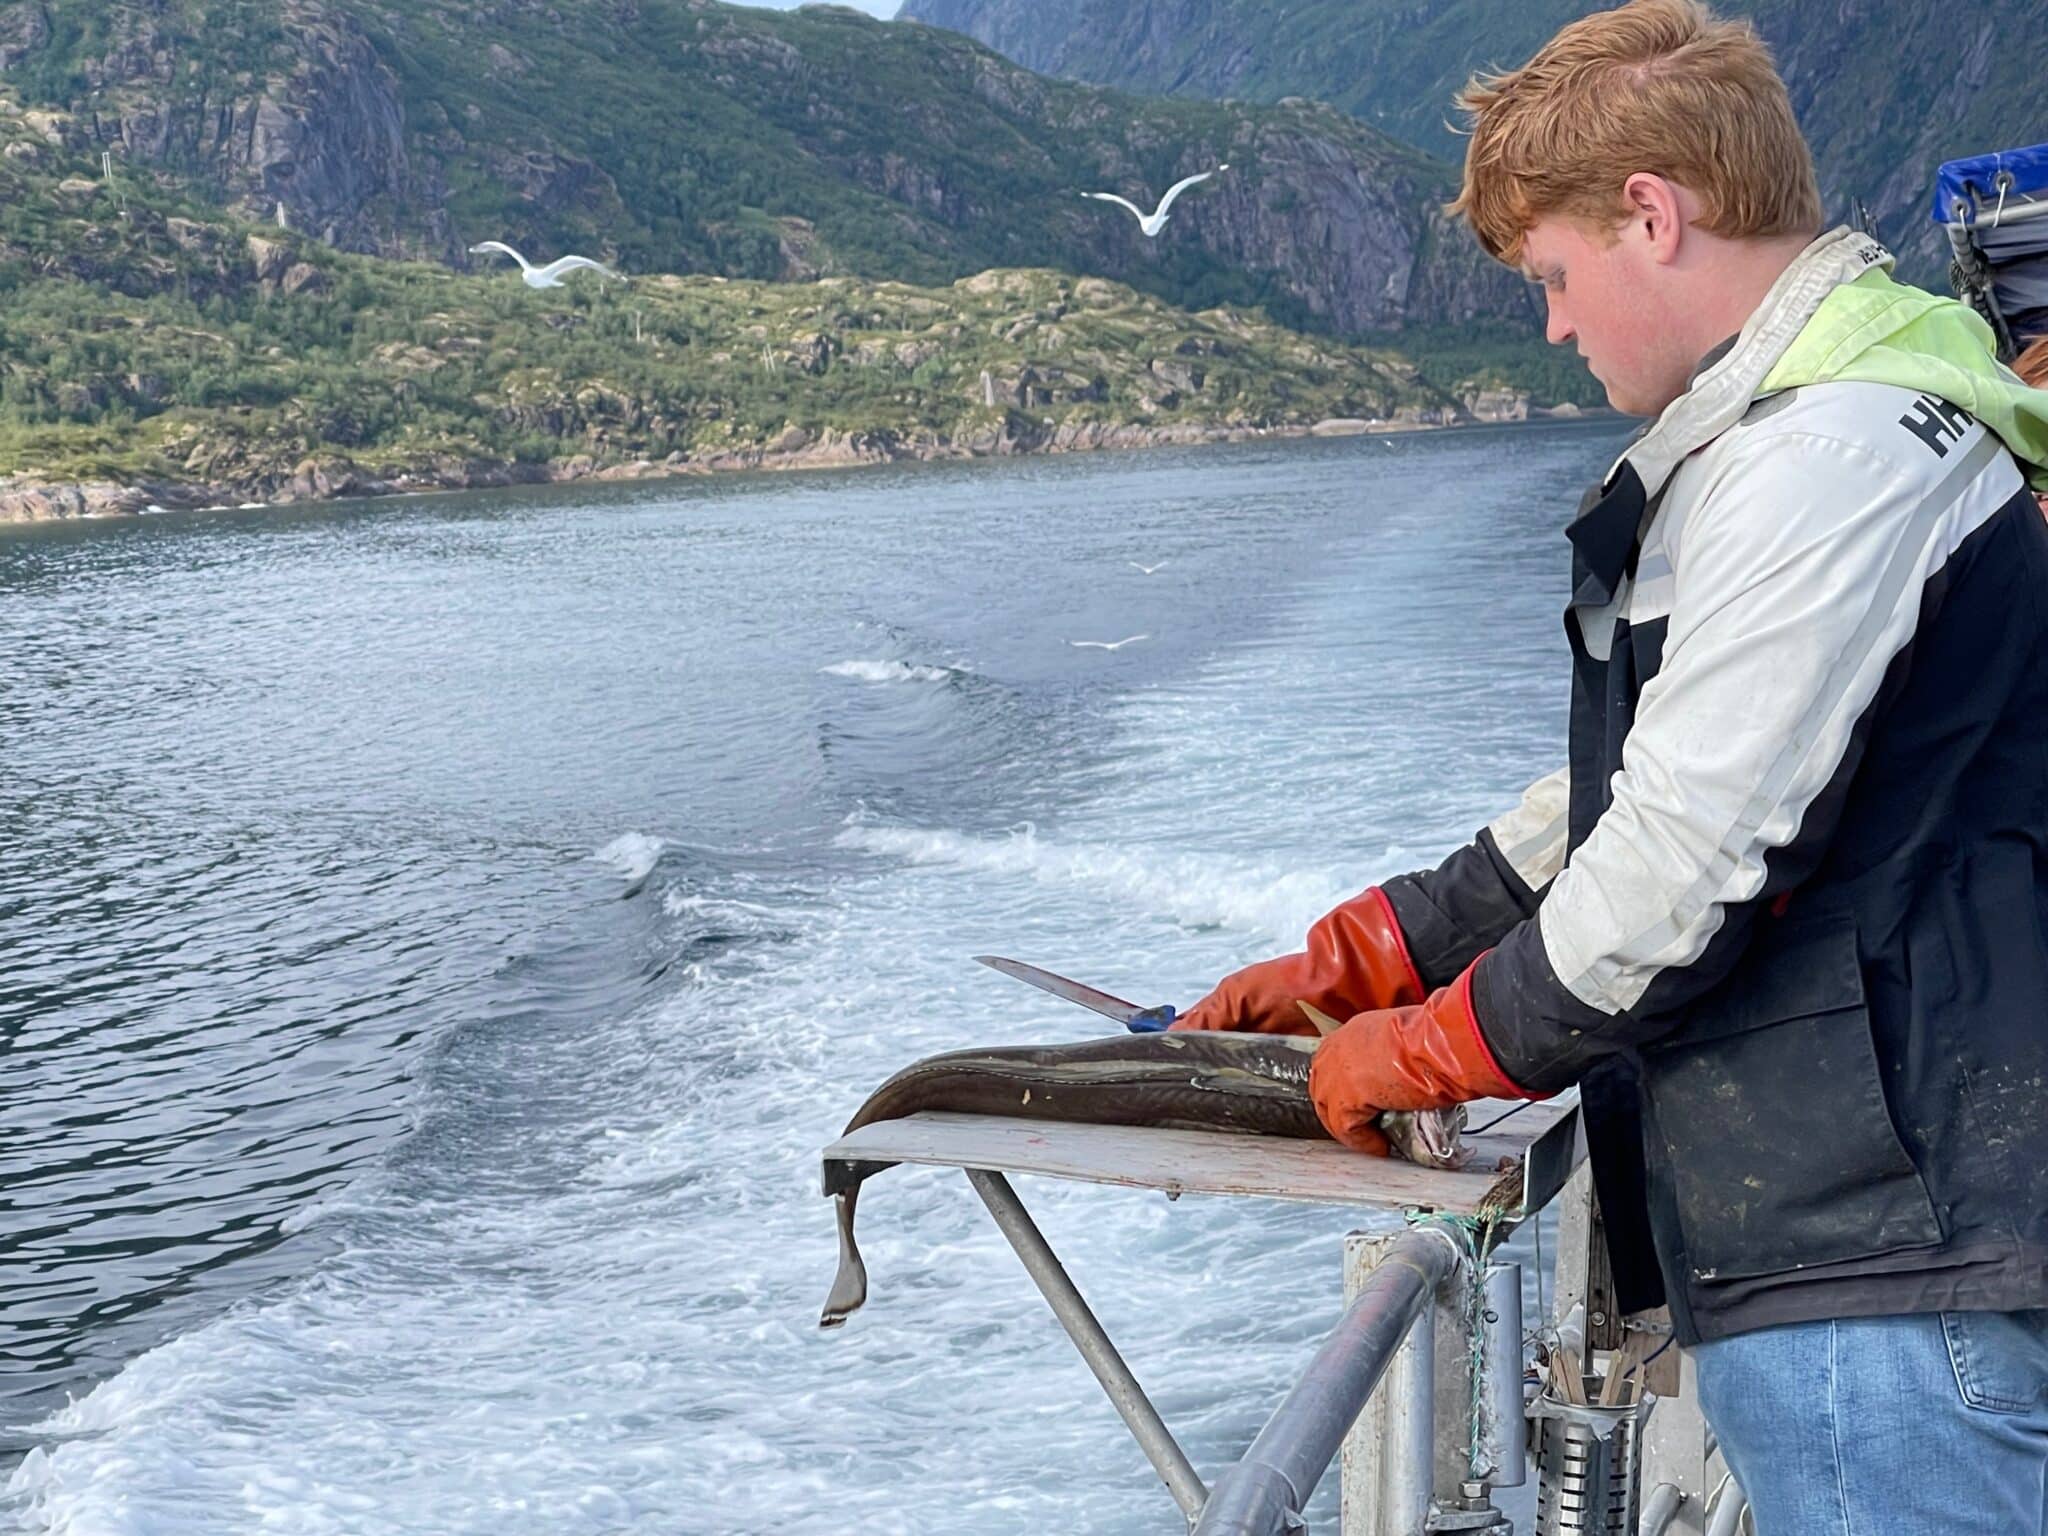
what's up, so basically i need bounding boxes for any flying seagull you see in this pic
[1068,635,1149,651]
[1082,166,1228,238]
[468,241,624,289]
[1128,560,1167,575]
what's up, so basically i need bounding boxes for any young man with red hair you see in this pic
[1175,2,2048,1527]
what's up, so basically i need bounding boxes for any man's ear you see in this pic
[1621,172,1685,265]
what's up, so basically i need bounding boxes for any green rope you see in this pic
[1400,1156,1527,1479]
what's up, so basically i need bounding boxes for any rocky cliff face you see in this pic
[900,0,2045,280]
[897,0,1558,165]
[1,0,464,257]
[0,0,1532,335]
[903,0,1237,96]
[1045,111,1531,333]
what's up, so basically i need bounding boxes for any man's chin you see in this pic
[1600,382,1655,419]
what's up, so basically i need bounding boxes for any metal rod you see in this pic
[1381,1291,1435,1533]
[1479,1263,1527,1488]
[964,1168,1208,1521]
[1193,1226,1462,1536]
[1639,1482,1686,1536]
[1704,1483,1747,1536]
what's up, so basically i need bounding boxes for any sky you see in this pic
[739,0,902,15]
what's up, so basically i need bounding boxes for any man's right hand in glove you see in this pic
[1169,886,1426,1035]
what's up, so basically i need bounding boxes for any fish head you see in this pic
[1380,1105,1468,1170]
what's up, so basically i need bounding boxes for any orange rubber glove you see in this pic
[1308,954,1539,1153]
[1170,886,1425,1035]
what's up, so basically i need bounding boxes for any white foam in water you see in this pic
[835,819,1358,948]
[5,439,1581,1535]
[819,659,956,684]
[2,837,1394,1536]
[659,888,801,929]
[593,832,666,886]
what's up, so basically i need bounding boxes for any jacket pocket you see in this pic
[1642,921,1944,1283]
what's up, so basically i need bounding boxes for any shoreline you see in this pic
[0,407,1608,524]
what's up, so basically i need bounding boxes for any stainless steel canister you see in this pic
[1529,1391,1644,1536]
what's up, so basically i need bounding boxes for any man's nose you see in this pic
[1544,296,1574,347]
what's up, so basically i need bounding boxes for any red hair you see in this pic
[1450,0,1822,265]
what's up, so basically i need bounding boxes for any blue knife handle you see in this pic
[1125,1005,1176,1033]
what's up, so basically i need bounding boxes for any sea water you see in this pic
[0,421,1627,1534]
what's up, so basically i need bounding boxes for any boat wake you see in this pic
[819,659,962,685]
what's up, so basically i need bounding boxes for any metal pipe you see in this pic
[1192,1226,1461,1536]
[1639,1482,1686,1536]
[964,1168,1208,1521]
[1703,1480,1747,1536]
[1479,1263,1526,1488]
[1380,1279,1436,1532]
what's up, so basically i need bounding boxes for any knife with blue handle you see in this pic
[973,955,1179,1031]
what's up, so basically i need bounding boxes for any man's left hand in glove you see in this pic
[1308,952,1545,1153]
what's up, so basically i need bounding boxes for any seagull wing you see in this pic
[1111,634,1149,649]
[1153,169,1220,219]
[535,255,623,283]
[1082,191,1150,223]
[469,240,526,267]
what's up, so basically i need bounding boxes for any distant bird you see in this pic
[1128,560,1167,575]
[1068,635,1149,651]
[468,241,623,289]
[1082,166,1228,237]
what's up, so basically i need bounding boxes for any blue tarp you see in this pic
[1934,142,2048,354]
[1932,142,2048,226]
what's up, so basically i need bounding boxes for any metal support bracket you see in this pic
[966,1167,1210,1522]
[820,1094,1586,1533]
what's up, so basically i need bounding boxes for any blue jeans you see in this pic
[1694,1311,2048,1535]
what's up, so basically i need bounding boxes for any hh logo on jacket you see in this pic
[1899,394,1975,457]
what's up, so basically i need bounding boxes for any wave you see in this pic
[834,820,1362,944]
[819,659,959,685]
[593,832,666,887]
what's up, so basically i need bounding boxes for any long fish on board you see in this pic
[819,1029,1466,1328]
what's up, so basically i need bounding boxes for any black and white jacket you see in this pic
[1382,233,2048,1343]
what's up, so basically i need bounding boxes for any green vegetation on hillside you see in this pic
[0,0,1509,338]
[0,113,1532,499]
[1375,323,1607,413]
[8,1,293,104]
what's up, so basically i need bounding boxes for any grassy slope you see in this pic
[0,103,1512,496]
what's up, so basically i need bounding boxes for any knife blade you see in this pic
[973,955,1178,1032]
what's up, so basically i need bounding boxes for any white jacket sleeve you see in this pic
[1478,419,2019,1086]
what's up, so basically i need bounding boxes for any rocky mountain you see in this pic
[0,87,1599,521]
[0,0,1534,337]
[898,0,2048,277]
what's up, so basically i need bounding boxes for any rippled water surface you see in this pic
[1,423,1628,1533]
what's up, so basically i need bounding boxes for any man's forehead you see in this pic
[1517,218,1578,274]
[1520,220,1560,254]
